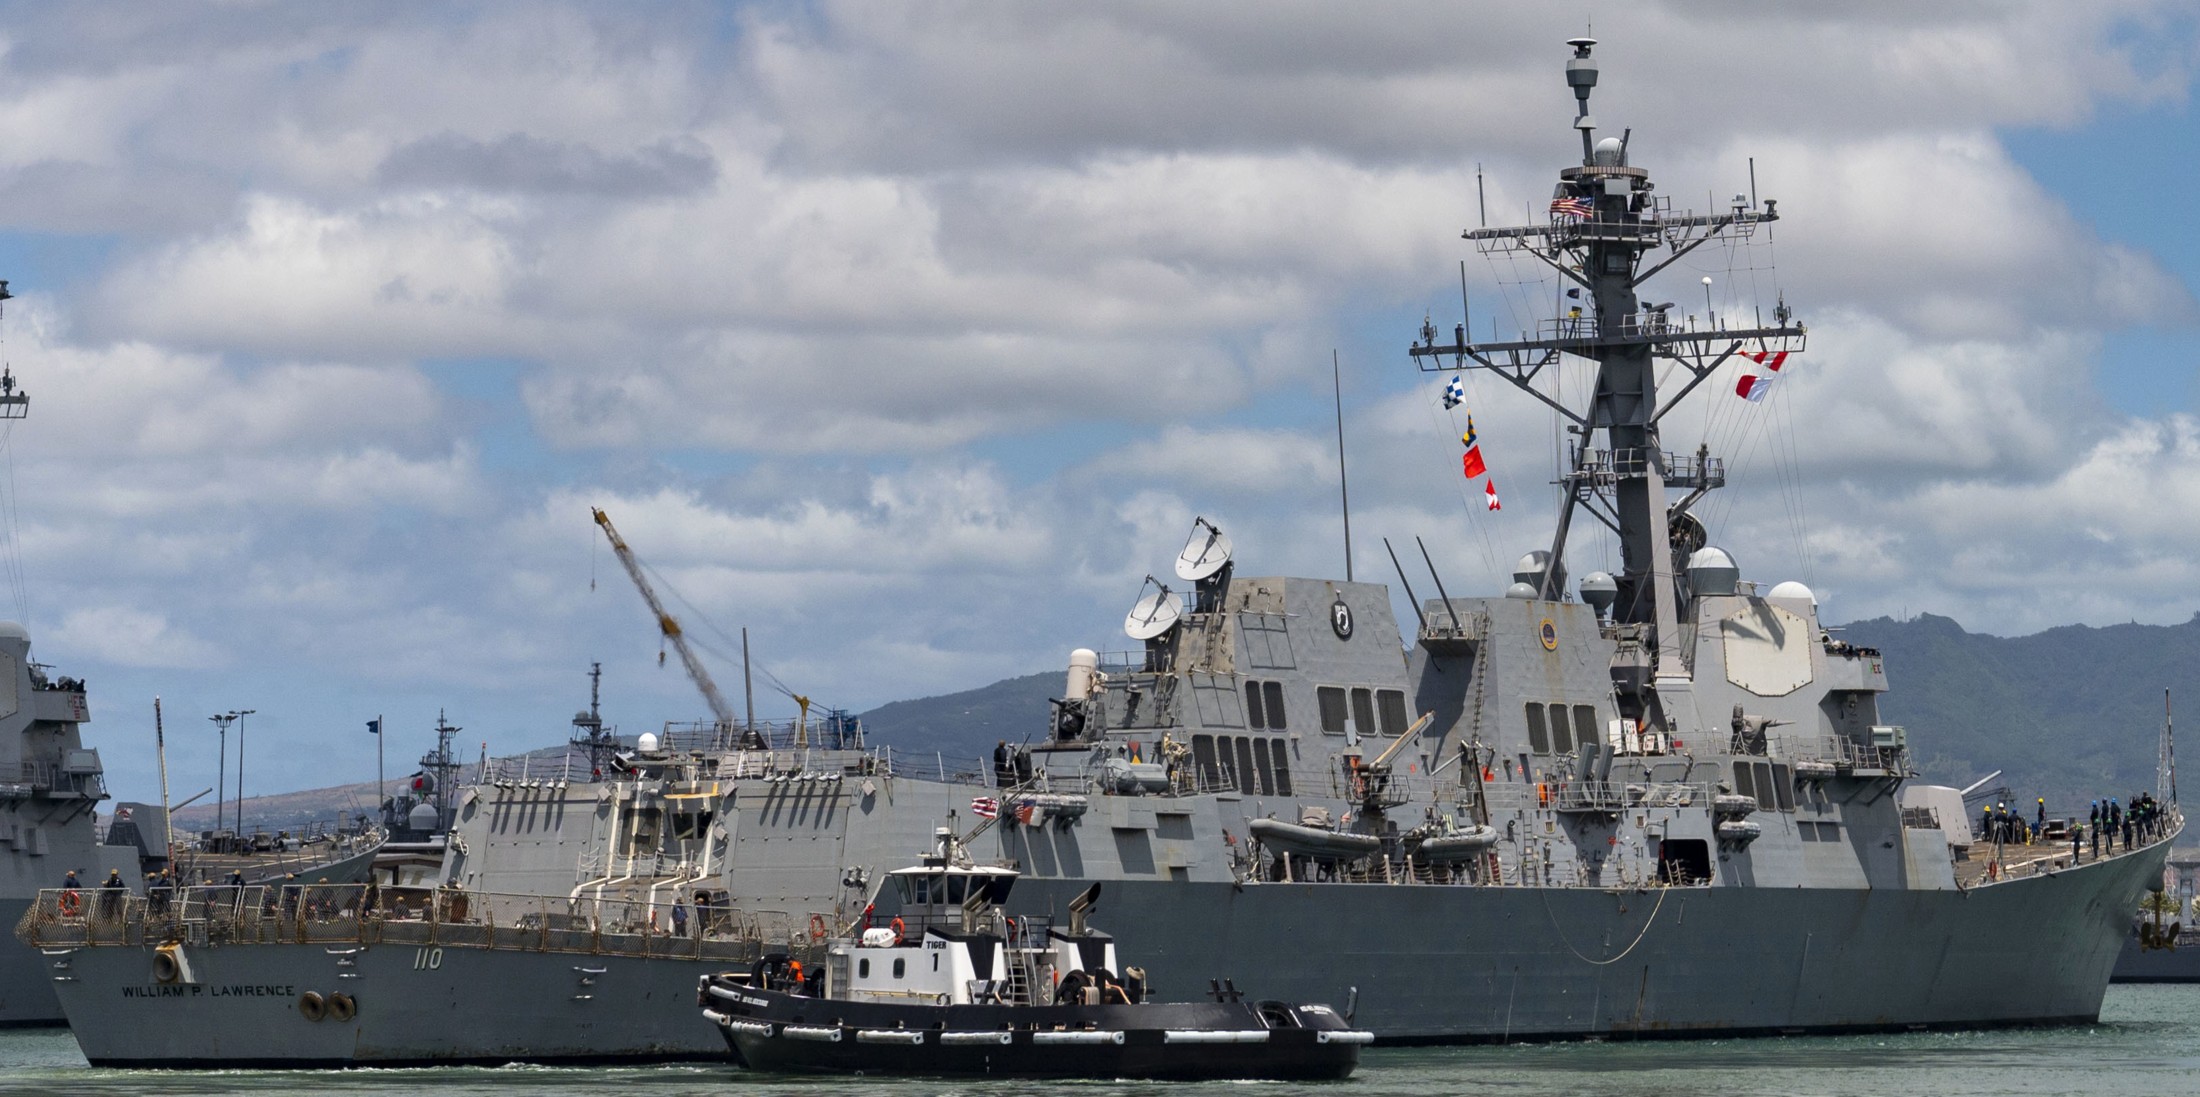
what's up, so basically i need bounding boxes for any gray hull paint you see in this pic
[0,896,60,1026]
[1009,843,2166,1040]
[2111,932,2200,983]
[53,939,731,1066]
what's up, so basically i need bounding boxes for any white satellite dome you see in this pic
[1511,550,1566,599]
[1579,571,1618,617]
[637,732,661,753]
[1505,582,1540,600]
[1686,546,1740,597]
[1766,580,1817,606]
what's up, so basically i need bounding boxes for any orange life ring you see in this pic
[57,890,82,916]
[890,916,906,945]
[808,913,828,940]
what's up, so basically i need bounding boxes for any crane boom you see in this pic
[592,507,738,728]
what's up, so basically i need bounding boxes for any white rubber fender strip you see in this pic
[939,1031,1014,1046]
[1163,1030,1271,1044]
[856,1030,926,1045]
[782,1025,843,1042]
[1317,1030,1377,1045]
[1031,1030,1126,1045]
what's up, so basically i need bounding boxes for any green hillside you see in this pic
[1846,612,2198,809]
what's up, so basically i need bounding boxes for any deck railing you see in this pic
[14,884,830,964]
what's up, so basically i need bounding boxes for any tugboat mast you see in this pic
[1410,37,1805,730]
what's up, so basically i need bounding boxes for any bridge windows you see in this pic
[1317,687,1348,735]
[1525,702,1607,756]
[1377,690,1409,738]
[1190,732,1294,796]
[1244,679,1289,730]
[1316,685,1408,738]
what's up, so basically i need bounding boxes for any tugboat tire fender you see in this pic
[298,990,327,1022]
[151,949,181,984]
[327,993,357,1022]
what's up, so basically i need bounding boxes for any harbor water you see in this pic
[6,984,2200,1097]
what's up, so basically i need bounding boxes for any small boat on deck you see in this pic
[698,830,1369,1079]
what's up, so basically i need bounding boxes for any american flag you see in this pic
[1549,195,1595,219]
[1014,803,1038,826]
[970,797,999,820]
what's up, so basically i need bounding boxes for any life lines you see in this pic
[808,913,829,940]
[57,890,82,916]
[890,917,906,945]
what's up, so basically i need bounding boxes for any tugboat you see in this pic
[699,830,1369,1079]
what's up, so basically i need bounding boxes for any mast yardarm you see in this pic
[1409,38,1804,709]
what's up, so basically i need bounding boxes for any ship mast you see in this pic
[1409,39,1804,722]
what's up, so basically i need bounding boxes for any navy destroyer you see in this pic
[716,37,2176,1040]
[25,41,2179,1060]
[0,279,144,1027]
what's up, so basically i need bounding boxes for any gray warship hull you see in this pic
[0,896,57,1026]
[2111,930,2200,983]
[50,937,729,1067]
[1010,849,2168,1040]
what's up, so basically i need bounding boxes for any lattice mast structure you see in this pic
[1409,38,1805,727]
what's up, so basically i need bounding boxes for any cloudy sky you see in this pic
[0,2,2193,807]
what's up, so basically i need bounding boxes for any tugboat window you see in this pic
[1317,687,1348,735]
[1244,681,1266,729]
[893,958,905,979]
[858,959,870,978]
[1525,704,1550,754]
[1377,690,1408,738]
[945,876,966,905]
[1263,681,1287,728]
[1549,704,1573,754]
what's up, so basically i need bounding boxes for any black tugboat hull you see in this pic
[702,982,1363,1079]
